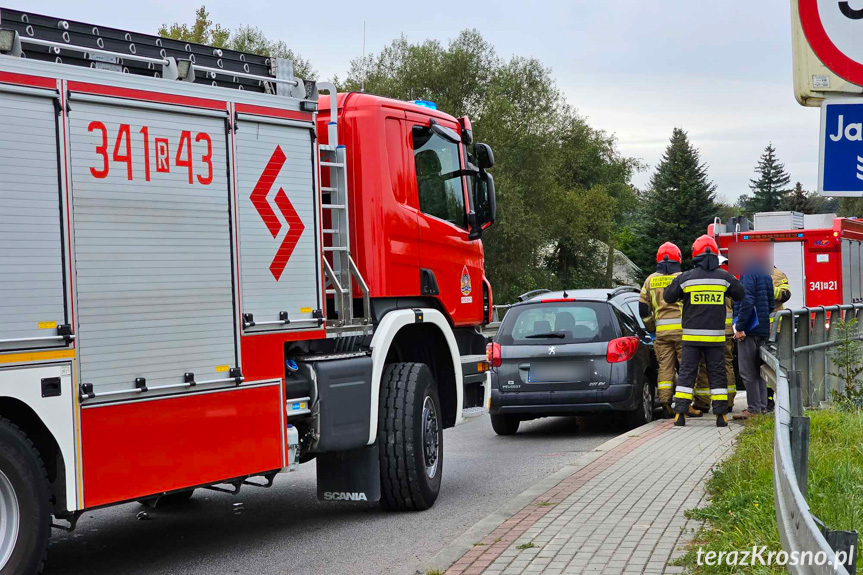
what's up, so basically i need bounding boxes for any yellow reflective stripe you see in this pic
[675,392,693,400]
[725,318,733,325]
[0,349,76,364]
[694,390,711,395]
[682,334,726,343]
[683,285,727,293]
[712,394,729,401]
[656,324,682,331]
[658,382,673,389]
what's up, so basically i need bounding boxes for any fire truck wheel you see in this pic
[0,418,51,575]
[378,362,442,511]
[490,414,520,435]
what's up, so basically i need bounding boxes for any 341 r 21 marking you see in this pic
[809,280,838,291]
[88,121,213,185]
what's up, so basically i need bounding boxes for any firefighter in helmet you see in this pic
[639,242,701,418]
[664,235,745,427]
[692,254,737,413]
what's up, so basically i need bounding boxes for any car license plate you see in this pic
[528,363,586,383]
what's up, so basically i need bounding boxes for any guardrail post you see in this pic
[821,523,858,575]
[812,308,828,406]
[794,313,811,406]
[789,371,804,417]
[790,414,810,498]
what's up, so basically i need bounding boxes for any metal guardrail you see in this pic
[762,304,863,575]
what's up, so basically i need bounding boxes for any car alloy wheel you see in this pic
[642,383,653,423]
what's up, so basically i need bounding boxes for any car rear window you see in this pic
[496,301,617,345]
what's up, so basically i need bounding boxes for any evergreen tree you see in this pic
[631,128,717,272]
[782,182,815,214]
[746,143,791,213]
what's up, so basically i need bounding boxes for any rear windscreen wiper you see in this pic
[525,332,566,339]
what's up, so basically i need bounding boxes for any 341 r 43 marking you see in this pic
[88,121,213,185]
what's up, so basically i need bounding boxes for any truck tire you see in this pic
[0,418,51,575]
[624,380,654,430]
[378,363,442,511]
[490,414,520,435]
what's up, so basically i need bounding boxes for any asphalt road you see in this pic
[46,415,620,575]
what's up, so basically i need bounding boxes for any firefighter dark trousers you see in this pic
[674,345,728,415]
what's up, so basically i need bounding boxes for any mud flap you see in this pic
[316,444,381,503]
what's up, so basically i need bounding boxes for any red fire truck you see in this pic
[709,212,863,308]
[0,8,496,573]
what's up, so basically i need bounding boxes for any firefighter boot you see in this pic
[687,405,703,418]
[661,403,674,418]
[674,412,686,427]
[716,414,728,428]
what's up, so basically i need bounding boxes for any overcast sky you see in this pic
[17,0,821,202]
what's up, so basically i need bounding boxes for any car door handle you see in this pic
[518,363,530,370]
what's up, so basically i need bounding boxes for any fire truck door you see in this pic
[773,242,806,309]
[0,89,68,352]
[67,97,237,396]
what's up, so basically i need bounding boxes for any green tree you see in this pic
[745,143,791,214]
[630,128,717,273]
[839,197,863,217]
[158,7,316,78]
[344,32,637,301]
[782,181,815,214]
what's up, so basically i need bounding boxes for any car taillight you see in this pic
[606,336,639,363]
[486,341,502,367]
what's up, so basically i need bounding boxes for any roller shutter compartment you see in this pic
[234,115,321,333]
[0,91,68,352]
[68,98,237,396]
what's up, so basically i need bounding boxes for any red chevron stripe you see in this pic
[251,146,287,238]
[269,188,306,281]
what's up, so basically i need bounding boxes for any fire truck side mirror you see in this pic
[474,143,494,170]
[474,171,496,234]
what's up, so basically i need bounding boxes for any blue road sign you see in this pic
[820,99,863,196]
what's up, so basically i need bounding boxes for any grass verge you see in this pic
[675,408,863,574]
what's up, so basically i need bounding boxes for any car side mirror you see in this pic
[475,143,494,169]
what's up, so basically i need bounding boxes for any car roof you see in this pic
[516,287,639,306]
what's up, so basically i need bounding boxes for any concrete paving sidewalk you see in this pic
[431,411,744,575]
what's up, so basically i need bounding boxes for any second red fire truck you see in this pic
[0,8,496,574]
[709,211,863,308]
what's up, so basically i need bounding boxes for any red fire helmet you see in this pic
[692,235,719,258]
[656,242,682,263]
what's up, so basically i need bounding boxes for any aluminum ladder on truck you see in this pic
[316,82,371,333]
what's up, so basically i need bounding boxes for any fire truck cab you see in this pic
[710,211,863,308]
[0,8,495,574]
